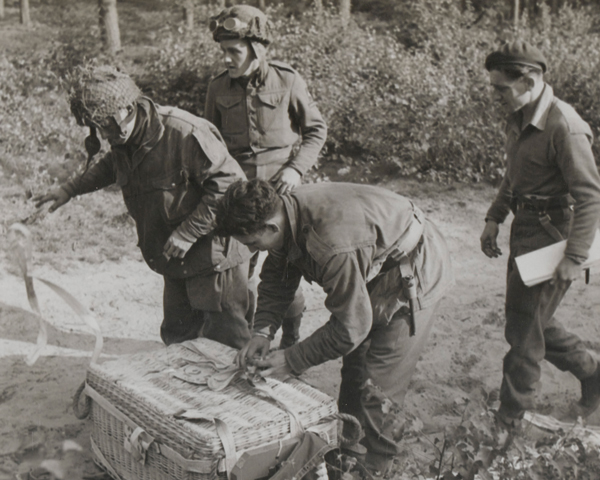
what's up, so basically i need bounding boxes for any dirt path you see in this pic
[2,181,600,479]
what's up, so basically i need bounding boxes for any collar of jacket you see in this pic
[507,83,553,136]
[281,194,304,263]
[117,97,165,171]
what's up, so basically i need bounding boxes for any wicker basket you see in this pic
[84,338,338,480]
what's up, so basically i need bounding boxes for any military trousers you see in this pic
[337,300,440,459]
[160,261,252,350]
[499,208,597,420]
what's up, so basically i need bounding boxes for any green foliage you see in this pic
[2,0,600,193]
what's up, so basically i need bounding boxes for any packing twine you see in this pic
[7,223,104,418]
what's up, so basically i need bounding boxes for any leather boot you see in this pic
[279,314,302,349]
[577,364,600,416]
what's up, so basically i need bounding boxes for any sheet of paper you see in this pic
[515,229,600,286]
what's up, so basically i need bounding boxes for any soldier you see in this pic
[205,5,327,349]
[34,65,251,349]
[480,41,600,429]
[215,179,453,476]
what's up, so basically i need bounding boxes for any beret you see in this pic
[485,40,547,73]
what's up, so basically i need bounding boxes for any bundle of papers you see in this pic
[515,229,600,287]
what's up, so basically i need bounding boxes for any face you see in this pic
[219,38,257,79]
[489,70,532,114]
[233,225,283,253]
[94,107,136,145]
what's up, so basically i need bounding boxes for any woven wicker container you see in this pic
[85,338,338,480]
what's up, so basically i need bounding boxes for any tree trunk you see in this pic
[314,0,323,13]
[513,0,519,27]
[98,0,121,55]
[183,0,194,30]
[339,0,350,25]
[550,0,559,14]
[257,0,265,11]
[217,0,225,8]
[0,0,5,21]
[20,0,31,27]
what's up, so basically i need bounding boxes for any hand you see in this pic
[235,335,271,370]
[480,220,502,258]
[551,256,581,285]
[271,168,301,195]
[163,230,195,260]
[32,188,71,212]
[253,349,292,379]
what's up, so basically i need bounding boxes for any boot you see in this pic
[577,364,600,416]
[279,314,302,349]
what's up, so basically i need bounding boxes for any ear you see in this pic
[264,221,282,234]
[522,75,536,92]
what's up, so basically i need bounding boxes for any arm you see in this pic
[175,126,246,242]
[284,73,327,176]
[555,129,600,262]
[34,153,116,211]
[283,250,373,375]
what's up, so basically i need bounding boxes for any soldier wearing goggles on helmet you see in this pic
[34,65,252,349]
[205,5,328,350]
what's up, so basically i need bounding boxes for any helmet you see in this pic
[66,65,142,127]
[210,5,273,45]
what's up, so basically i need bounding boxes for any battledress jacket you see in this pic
[204,61,327,174]
[253,183,454,375]
[485,84,600,262]
[62,99,249,279]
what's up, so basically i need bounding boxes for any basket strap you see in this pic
[90,436,127,480]
[252,381,305,437]
[173,410,238,478]
[84,384,215,474]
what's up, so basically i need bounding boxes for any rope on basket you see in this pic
[337,413,363,447]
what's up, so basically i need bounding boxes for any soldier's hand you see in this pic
[271,167,301,195]
[235,335,270,371]
[552,256,581,284]
[163,230,194,260]
[32,188,71,212]
[253,349,292,379]
[480,220,502,258]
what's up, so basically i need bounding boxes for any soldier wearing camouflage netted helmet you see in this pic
[205,5,327,350]
[34,64,252,349]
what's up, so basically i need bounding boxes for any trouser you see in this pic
[248,251,304,346]
[337,301,440,458]
[160,261,252,350]
[499,208,596,419]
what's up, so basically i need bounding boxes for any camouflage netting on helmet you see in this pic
[65,65,142,126]
[211,5,273,45]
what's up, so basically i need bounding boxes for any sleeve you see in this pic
[554,127,600,262]
[174,124,247,242]
[253,249,303,339]
[286,73,328,176]
[204,80,221,129]
[61,152,116,198]
[485,174,512,224]
[284,250,373,375]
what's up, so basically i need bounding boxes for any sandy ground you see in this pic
[2,180,600,479]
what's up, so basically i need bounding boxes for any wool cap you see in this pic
[485,40,547,73]
[210,5,273,45]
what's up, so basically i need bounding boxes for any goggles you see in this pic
[209,17,248,33]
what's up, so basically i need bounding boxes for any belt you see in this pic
[514,194,573,213]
